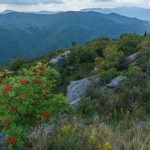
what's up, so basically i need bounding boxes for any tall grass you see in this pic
[30,119,150,150]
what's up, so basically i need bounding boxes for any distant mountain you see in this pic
[0,11,149,65]
[0,10,61,15]
[81,7,150,21]
[34,11,62,15]
[1,10,15,14]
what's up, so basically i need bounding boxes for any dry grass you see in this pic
[29,119,150,150]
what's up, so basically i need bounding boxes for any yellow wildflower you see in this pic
[98,128,103,137]
[103,141,111,150]
[90,135,96,144]
[131,137,136,144]
[62,125,71,133]
[97,143,102,150]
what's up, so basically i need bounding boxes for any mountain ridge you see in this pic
[81,6,150,21]
[0,11,149,65]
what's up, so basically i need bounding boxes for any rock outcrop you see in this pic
[49,51,70,66]
[126,52,139,63]
[137,121,150,127]
[107,76,126,88]
[67,78,91,105]
[67,75,100,105]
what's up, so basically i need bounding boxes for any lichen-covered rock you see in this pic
[49,51,70,66]
[126,52,139,63]
[137,121,150,127]
[70,98,81,105]
[67,78,91,104]
[67,65,75,70]
[67,75,100,105]
[107,76,126,88]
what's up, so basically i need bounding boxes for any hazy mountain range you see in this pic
[2,6,150,20]
[0,10,62,15]
[0,10,150,65]
[81,7,150,21]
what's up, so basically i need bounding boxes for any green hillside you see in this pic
[0,11,150,65]
[1,33,149,149]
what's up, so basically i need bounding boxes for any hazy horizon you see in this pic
[0,0,149,12]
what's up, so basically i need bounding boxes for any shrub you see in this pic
[10,57,26,71]
[0,63,69,148]
[100,68,118,84]
[121,65,141,78]
[118,33,143,55]
[76,97,96,117]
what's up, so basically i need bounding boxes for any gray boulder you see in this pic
[126,52,139,63]
[49,51,70,66]
[67,75,100,105]
[137,121,150,127]
[107,76,126,88]
[67,65,75,70]
[67,78,91,104]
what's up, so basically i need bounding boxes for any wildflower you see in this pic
[42,112,50,118]
[2,119,10,128]
[6,137,17,145]
[33,79,41,84]
[3,85,13,92]
[97,143,102,150]
[103,141,111,150]
[20,79,28,85]
[90,135,96,144]
[12,108,17,113]
[62,125,71,133]
[38,65,46,71]
[98,128,103,137]
[131,137,136,144]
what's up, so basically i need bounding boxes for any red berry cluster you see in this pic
[6,137,17,145]
[3,85,13,92]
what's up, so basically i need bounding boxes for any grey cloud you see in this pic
[0,0,63,5]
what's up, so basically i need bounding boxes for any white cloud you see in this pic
[0,0,63,5]
[0,0,149,12]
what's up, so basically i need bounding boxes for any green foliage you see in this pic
[67,45,97,65]
[76,97,96,117]
[100,68,118,84]
[122,65,141,78]
[118,34,143,55]
[10,57,26,71]
[0,63,69,147]
[1,33,150,149]
[95,44,123,82]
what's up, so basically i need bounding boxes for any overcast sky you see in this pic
[0,0,149,12]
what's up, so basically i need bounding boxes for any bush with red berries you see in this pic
[0,62,69,148]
